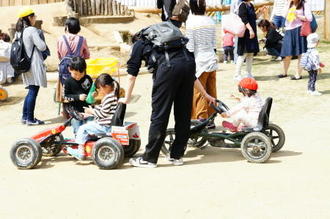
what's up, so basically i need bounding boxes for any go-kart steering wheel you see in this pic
[211,99,230,114]
[65,105,84,121]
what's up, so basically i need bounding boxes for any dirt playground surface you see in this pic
[1,4,330,218]
[1,45,330,218]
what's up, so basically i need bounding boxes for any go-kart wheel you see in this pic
[264,123,285,152]
[124,139,141,157]
[241,132,272,163]
[188,136,207,148]
[10,138,42,169]
[161,129,175,157]
[92,137,124,169]
[41,134,64,157]
[0,87,8,101]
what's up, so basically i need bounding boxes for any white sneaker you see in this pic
[307,90,312,94]
[275,57,282,61]
[310,90,322,96]
[231,60,235,64]
[167,157,184,166]
[224,61,228,64]
[233,74,242,81]
[129,157,157,168]
[246,74,254,78]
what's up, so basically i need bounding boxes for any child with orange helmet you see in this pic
[221,78,264,132]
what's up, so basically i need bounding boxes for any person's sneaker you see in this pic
[26,118,45,126]
[307,90,312,94]
[67,147,85,160]
[129,157,157,168]
[222,121,238,132]
[224,60,228,64]
[167,157,184,166]
[234,74,242,81]
[21,119,26,124]
[275,56,282,61]
[310,90,322,96]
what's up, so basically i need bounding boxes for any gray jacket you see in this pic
[16,26,47,87]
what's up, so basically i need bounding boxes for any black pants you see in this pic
[142,56,196,164]
[308,70,318,91]
[223,46,234,61]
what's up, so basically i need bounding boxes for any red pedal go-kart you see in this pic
[10,104,141,169]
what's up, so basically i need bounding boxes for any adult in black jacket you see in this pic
[157,0,177,21]
[258,19,283,59]
[121,21,215,168]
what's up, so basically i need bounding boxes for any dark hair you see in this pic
[290,0,305,10]
[190,0,206,15]
[15,13,35,32]
[258,19,275,31]
[95,73,120,98]
[0,33,10,42]
[238,86,256,97]
[69,56,86,73]
[65,17,81,34]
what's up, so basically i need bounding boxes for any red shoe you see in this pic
[222,121,238,132]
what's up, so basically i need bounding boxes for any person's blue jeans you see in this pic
[272,15,286,29]
[266,47,281,57]
[22,85,40,122]
[75,121,111,145]
[71,117,94,135]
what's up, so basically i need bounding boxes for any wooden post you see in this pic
[325,0,330,41]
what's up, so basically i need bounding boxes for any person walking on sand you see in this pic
[278,0,312,80]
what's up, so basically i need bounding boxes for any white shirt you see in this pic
[186,15,218,78]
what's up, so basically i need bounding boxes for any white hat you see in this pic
[307,33,319,48]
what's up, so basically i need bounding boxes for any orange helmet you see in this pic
[239,78,258,91]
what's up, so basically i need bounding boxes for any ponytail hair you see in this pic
[15,13,34,32]
[95,73,120,99]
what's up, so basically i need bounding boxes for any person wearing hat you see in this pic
[300,33,323,96]
[16,8,48,125]
[221,77,264,132]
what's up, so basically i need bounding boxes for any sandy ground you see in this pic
[1,42,330,218]
[1,4,330,218]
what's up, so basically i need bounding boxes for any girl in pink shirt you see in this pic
[57,17,90,60]
[222,31,235,63]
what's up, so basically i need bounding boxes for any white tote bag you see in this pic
[222,13,246,38]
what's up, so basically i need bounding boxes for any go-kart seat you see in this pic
[243,97,273,132]
[111,102,126,126]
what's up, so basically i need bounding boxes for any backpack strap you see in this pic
[63,35,73,55]
[74,36,84,57]
[164,51,171,67]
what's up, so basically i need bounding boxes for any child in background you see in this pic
[222,30,235,63]
[221,78,264,132]
[67,73,120,160]
[300,33,323,96]
[64,57,93,135]
[0,33,15,84]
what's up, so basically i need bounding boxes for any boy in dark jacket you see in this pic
[64,56,93,134]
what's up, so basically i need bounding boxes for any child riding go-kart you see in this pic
[162,97,285,163]
[10,103,141,169]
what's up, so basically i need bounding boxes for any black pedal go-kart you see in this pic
[161,97,285,163]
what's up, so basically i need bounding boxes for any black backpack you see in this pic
[141,21,189,71]
[58,36,83,84]
[10,30,35,74]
